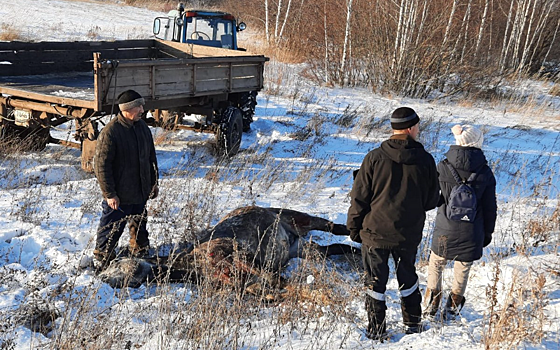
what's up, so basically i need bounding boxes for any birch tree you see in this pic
[442,0,458,48]
[264,0,270,43]
[340,0,354,85]
[459,0,473,64]
[474,0,490,59]
[499,0,516,71]
[274,0,283,38]
[324,0,329,84]
[277,0,294,42]
[518,0,555,73]
[511,0,532,68]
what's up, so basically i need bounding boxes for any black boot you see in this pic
[401,288,423,334]
[365,296,387,340]
[443,293,465,320]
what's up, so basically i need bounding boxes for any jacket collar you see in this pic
[117,113,134,128]
[389,133,414,141]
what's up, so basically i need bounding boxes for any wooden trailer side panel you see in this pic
[0,40,157,76]
[0,40,267,113]
[102,60,265,106]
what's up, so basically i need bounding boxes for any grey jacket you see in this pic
[94,114,158,205]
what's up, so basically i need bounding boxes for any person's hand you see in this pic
[107,196,120,211]
[150,185,159,199]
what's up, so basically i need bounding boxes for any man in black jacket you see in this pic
[347,107,439,339]
[93,90,159,268]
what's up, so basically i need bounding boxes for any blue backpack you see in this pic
[444,160,478,222]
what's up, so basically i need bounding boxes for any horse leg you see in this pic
[268,208,350,236]
[289,238,361,259]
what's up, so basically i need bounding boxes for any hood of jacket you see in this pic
[445,145,487,172]
[380,134,427,165]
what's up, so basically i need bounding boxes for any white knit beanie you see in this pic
[451,124,484,149]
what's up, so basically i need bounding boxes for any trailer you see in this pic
[0,39,268,171]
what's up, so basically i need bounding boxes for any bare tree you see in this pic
[499,0,516,72]
[474,0,490,59]
[340,0,354,85]
[442,0,459,47]
[277,0,294,41]
[323,0,329,84]
[460,0,473,64]
[264,0,270,42]
[224,0,560,97]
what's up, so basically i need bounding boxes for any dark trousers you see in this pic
[362,245,422,332]
[95,201,149,254]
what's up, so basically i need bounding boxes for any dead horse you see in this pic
[99,206,359,290]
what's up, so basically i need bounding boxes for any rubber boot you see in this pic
[365,296,387,340]
[401,288,423,334]
[423,288,442,317]
[443,293,465,320]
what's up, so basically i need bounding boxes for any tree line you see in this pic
[221,0,560,97]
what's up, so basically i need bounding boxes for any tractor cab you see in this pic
[153,3,246,50]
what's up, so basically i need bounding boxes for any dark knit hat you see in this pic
[118,90,145,111]
[390,107,420,130]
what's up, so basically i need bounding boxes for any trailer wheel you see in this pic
[216,107,243,156]
[239,91,257,132]
[0,121,50,151]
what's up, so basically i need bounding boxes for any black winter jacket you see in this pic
[431,145,497,262]
[347,134,440,250]
[94,114,158,205]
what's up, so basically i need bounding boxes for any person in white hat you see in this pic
[424,124,497,320]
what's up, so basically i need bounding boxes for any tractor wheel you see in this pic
[216,106,243,157]
[239,91,257,132]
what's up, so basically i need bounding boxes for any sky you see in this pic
[0,1,559,349]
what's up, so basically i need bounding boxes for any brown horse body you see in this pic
[99,206,358,291]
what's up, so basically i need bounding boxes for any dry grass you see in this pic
[1,49,559,348]
[0,23,26,41]
[483,267,549,349]
[522,202,560,252]
[550,84,560,97]
[122,0,182,12]
[61,0,176,12]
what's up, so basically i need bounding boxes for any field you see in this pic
[0,1,559,349]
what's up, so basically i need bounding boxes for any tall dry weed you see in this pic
[483,268,548,349]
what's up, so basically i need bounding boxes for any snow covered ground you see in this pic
[0,1,559,349]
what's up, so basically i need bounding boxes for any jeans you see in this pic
[95,201,149,254]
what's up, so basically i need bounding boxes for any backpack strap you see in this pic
[443,159,479,185]
[443,159,465,185]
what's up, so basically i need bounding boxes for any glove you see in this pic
[350,230,362,243]
[483,234,492,247]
